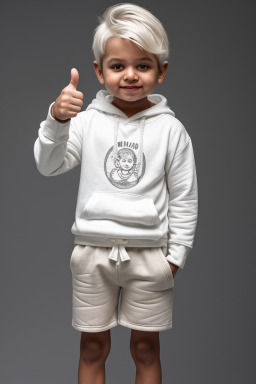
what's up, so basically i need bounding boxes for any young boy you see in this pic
[34,3,198,383]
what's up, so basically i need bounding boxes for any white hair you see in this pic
[92,3,169,68]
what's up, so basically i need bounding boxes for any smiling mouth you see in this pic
[121,86,142,89]
[121,86,142,92]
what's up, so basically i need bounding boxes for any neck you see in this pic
[112,97,155,118]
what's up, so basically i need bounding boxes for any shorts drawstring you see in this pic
[109,239,130,262]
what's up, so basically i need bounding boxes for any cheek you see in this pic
[143,73,159,84]
[104,72,120,85]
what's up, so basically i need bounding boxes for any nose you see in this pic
[123,67,138,81]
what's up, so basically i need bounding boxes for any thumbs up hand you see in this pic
[51,68,84,122]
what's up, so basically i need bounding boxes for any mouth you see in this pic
[121,86,142,91]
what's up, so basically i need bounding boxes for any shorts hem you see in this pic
[72,319,118,333]
[118,318,172,332]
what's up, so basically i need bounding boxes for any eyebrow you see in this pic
[106,57,154,63]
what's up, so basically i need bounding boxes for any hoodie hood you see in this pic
[86,90,175,121]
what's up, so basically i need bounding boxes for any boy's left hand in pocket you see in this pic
[167,262,179,277]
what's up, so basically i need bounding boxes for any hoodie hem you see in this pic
[74,235,168,248]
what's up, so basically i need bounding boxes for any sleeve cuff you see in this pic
[41,102,71,142]
[166,243,192,269]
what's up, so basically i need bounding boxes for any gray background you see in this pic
[1,0,255,383]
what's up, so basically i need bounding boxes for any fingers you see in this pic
[68,103,83,112]
[60,92,84,106]
[69,68,79,90]
[70,90,84,101]
[67,68,83,100]
[66,68,83,100]
[62,87,83,101]
[55,96,83,120]
[70,95,83,107]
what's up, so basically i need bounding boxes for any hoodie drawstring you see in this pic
[138,116,146,176]
[113,114,120,161]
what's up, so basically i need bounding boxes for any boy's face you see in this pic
[94,37,168,115]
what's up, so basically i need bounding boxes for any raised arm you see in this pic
[34,69,84,176]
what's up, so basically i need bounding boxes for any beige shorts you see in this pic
[70,245,174,333]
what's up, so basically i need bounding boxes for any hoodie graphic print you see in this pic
[34,90,198,269]
[104,143,146,189]
[104,113,146,189]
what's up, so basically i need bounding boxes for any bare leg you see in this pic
[130,329,162,384]
[78,330,111,384]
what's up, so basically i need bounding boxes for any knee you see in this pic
[130,339,159,366]
[80,332,111,365]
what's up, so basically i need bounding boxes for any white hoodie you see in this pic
[34,90,198,268]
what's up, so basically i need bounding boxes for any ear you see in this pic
[157,61,168,84]
[93,61,105,84]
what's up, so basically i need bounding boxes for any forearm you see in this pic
[34,102,82,176]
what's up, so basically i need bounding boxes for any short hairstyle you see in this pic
[92,3,169,68]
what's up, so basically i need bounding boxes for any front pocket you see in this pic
[158,248,174,288]
[81,192,161,227]
[70,245,85,274]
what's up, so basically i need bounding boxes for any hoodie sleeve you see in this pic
[34,102,83,176]
[166,135,198,269]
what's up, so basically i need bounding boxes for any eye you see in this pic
[111,64,124,70]
[138,64,150,70]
